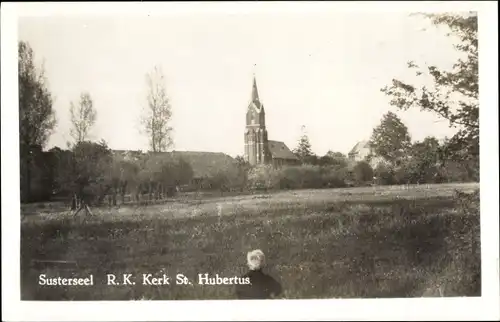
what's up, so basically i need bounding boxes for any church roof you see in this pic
[252,76,260,103]
[268,140,298,160]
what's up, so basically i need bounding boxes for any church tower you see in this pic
[244,75,270,165]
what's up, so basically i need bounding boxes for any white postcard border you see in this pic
[2,2,498,321]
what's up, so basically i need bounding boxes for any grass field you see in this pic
[20,182,481,300]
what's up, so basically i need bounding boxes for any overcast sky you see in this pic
[19,11,463,157]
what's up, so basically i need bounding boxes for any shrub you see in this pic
[249,164,351,190]
[279,165,346,189]
[439,160,478,183]
[247,164,282,191]
[320,166,349,188]
[453,188,480,214]
[352,161,374,185]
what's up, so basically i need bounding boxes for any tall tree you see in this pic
[70,139,113,206]
[369,112,412,165]
[293,125,314,161]
[141,65,173,152]
[18,41,57,202]
[404,136,443,183]
[380,12,478,161]
[410,136,441,164]
[69,92,97,144]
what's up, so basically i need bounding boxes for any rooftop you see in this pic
[113,150,239,178]
[268,140,299,160]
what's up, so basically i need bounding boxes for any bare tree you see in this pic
[69,92,97,144]
[141,65,173,152]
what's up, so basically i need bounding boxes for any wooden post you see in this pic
[71,193,77,210]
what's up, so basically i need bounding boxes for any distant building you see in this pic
[348,140,386,168]
[348,140,372,162]
[244,76,299,167]
[168,151,239,179]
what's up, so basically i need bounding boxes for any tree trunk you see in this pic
[25,159,32,202]
[71,194,77,210]
[20,150,32,203]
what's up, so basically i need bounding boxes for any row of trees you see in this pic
[245,136,476,192]
[19,40,176,203]
[46,143,195,206]
[280,12,479,187]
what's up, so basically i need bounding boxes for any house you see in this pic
[348,140,386,168]
[348,140,371,162]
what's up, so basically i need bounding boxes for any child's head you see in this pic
[247,249,265,271]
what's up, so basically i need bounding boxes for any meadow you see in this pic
[20,182,481,300]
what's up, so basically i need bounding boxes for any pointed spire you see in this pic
[251,73,259,103]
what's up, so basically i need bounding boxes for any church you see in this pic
[244,76,299,167]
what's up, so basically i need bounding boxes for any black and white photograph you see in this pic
[1,1,499,321]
